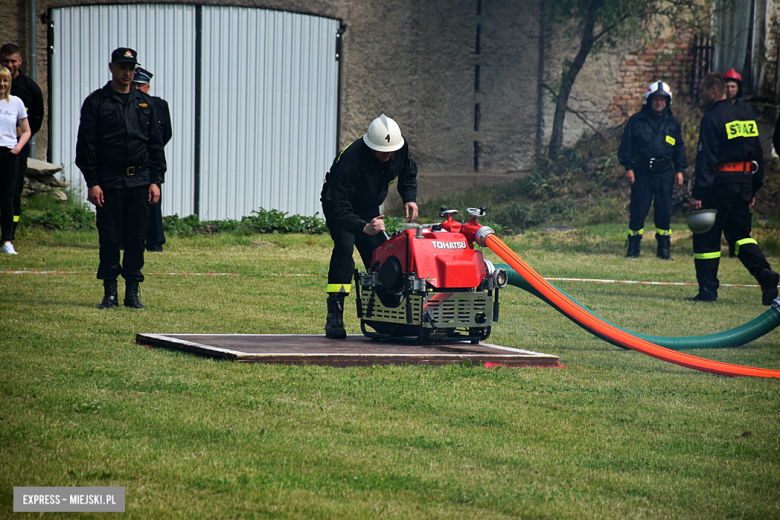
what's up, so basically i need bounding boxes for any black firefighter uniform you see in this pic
[320,138,418,295]
[691,99,776,304]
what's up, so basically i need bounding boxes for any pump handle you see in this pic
[466,207,486,217]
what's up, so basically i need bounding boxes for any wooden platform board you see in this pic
[135,333,561,368]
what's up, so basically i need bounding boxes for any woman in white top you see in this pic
[0,66,31,254]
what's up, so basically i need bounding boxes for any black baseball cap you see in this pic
[111,48,139,64]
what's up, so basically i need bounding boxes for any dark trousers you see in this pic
[628,169,674,234]
[145,187,166,251]
[326,223,386,293]
[11,144,30,240]
[0,147,19,242]
[96,186,152,282]
[693,183,770,297]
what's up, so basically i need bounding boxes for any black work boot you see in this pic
[97,279,118,309]
[759,268,779,306]
[325,294,347,339]
[685,291,717,302]
[124,280,145,309]
[625,234,641,258]
[656,234,671,260]
[686,258,719,302]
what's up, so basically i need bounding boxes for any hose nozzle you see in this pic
[475,226,495,247]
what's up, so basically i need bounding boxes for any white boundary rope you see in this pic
[0,271,314,277]
[545,277,759,288]
[1,271,755,287]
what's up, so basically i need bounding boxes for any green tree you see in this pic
[544,0,711,160]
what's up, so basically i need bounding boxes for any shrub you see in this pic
[67,205,96,229]
[496,202,531,230]
[163,214,201,235]
[240,208,327,234]
[384,217,406,235]
[213,219,240,233]
[37,209,71,230]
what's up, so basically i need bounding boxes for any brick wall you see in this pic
[607,29,695,124]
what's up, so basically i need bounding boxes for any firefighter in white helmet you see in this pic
[618,80,687,259]
[320,114,419,339]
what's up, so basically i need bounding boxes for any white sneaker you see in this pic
[1,242,18,254]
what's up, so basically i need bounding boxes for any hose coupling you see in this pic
[475,226,495,247]
[772,297,780,315]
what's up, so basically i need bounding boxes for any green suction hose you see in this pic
[495,264,780,350]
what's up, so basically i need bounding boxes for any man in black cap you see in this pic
[76,48,166,309]
[0,43,44,242]
[132,67,172,252]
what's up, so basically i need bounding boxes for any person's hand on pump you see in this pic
[405,202,418,223]
[363,215,386,235]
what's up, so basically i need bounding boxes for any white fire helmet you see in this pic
[644,81,673,105]
[363,114,405,152]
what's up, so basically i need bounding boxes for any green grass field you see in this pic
[2,228,779,519]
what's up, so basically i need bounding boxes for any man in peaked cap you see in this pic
[133,66,172,253]
[76,48,166,309]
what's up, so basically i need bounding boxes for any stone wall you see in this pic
[607,29,695,124]
[5,0,762,183]
[760,0,779,101]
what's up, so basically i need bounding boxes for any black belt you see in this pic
[104,164,145,176]
[633,157,671,171]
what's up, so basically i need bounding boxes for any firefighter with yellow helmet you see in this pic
[320,114,419,338]
[618,80,687,259]
[687,73,778,304]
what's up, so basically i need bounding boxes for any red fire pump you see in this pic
[354,207,508,343]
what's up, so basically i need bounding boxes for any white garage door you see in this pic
[51,4,339,219]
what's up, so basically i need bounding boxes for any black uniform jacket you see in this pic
[11,72,44,136]
[75,83,167,189]
[617,104,687,173]
[731,98,755,118]
[773,111,780,157]
[321,138,418,236]
[151,96,172,147]
[692,99,763,200]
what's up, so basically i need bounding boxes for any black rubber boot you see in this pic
[97,279,118,309]
[759,268,779,306]
[124,280,145,309]
[625,234,641,258]
[684,292,717,302]
[325,294,347,339]
[686,258,719,302]
[656,234,671,260]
